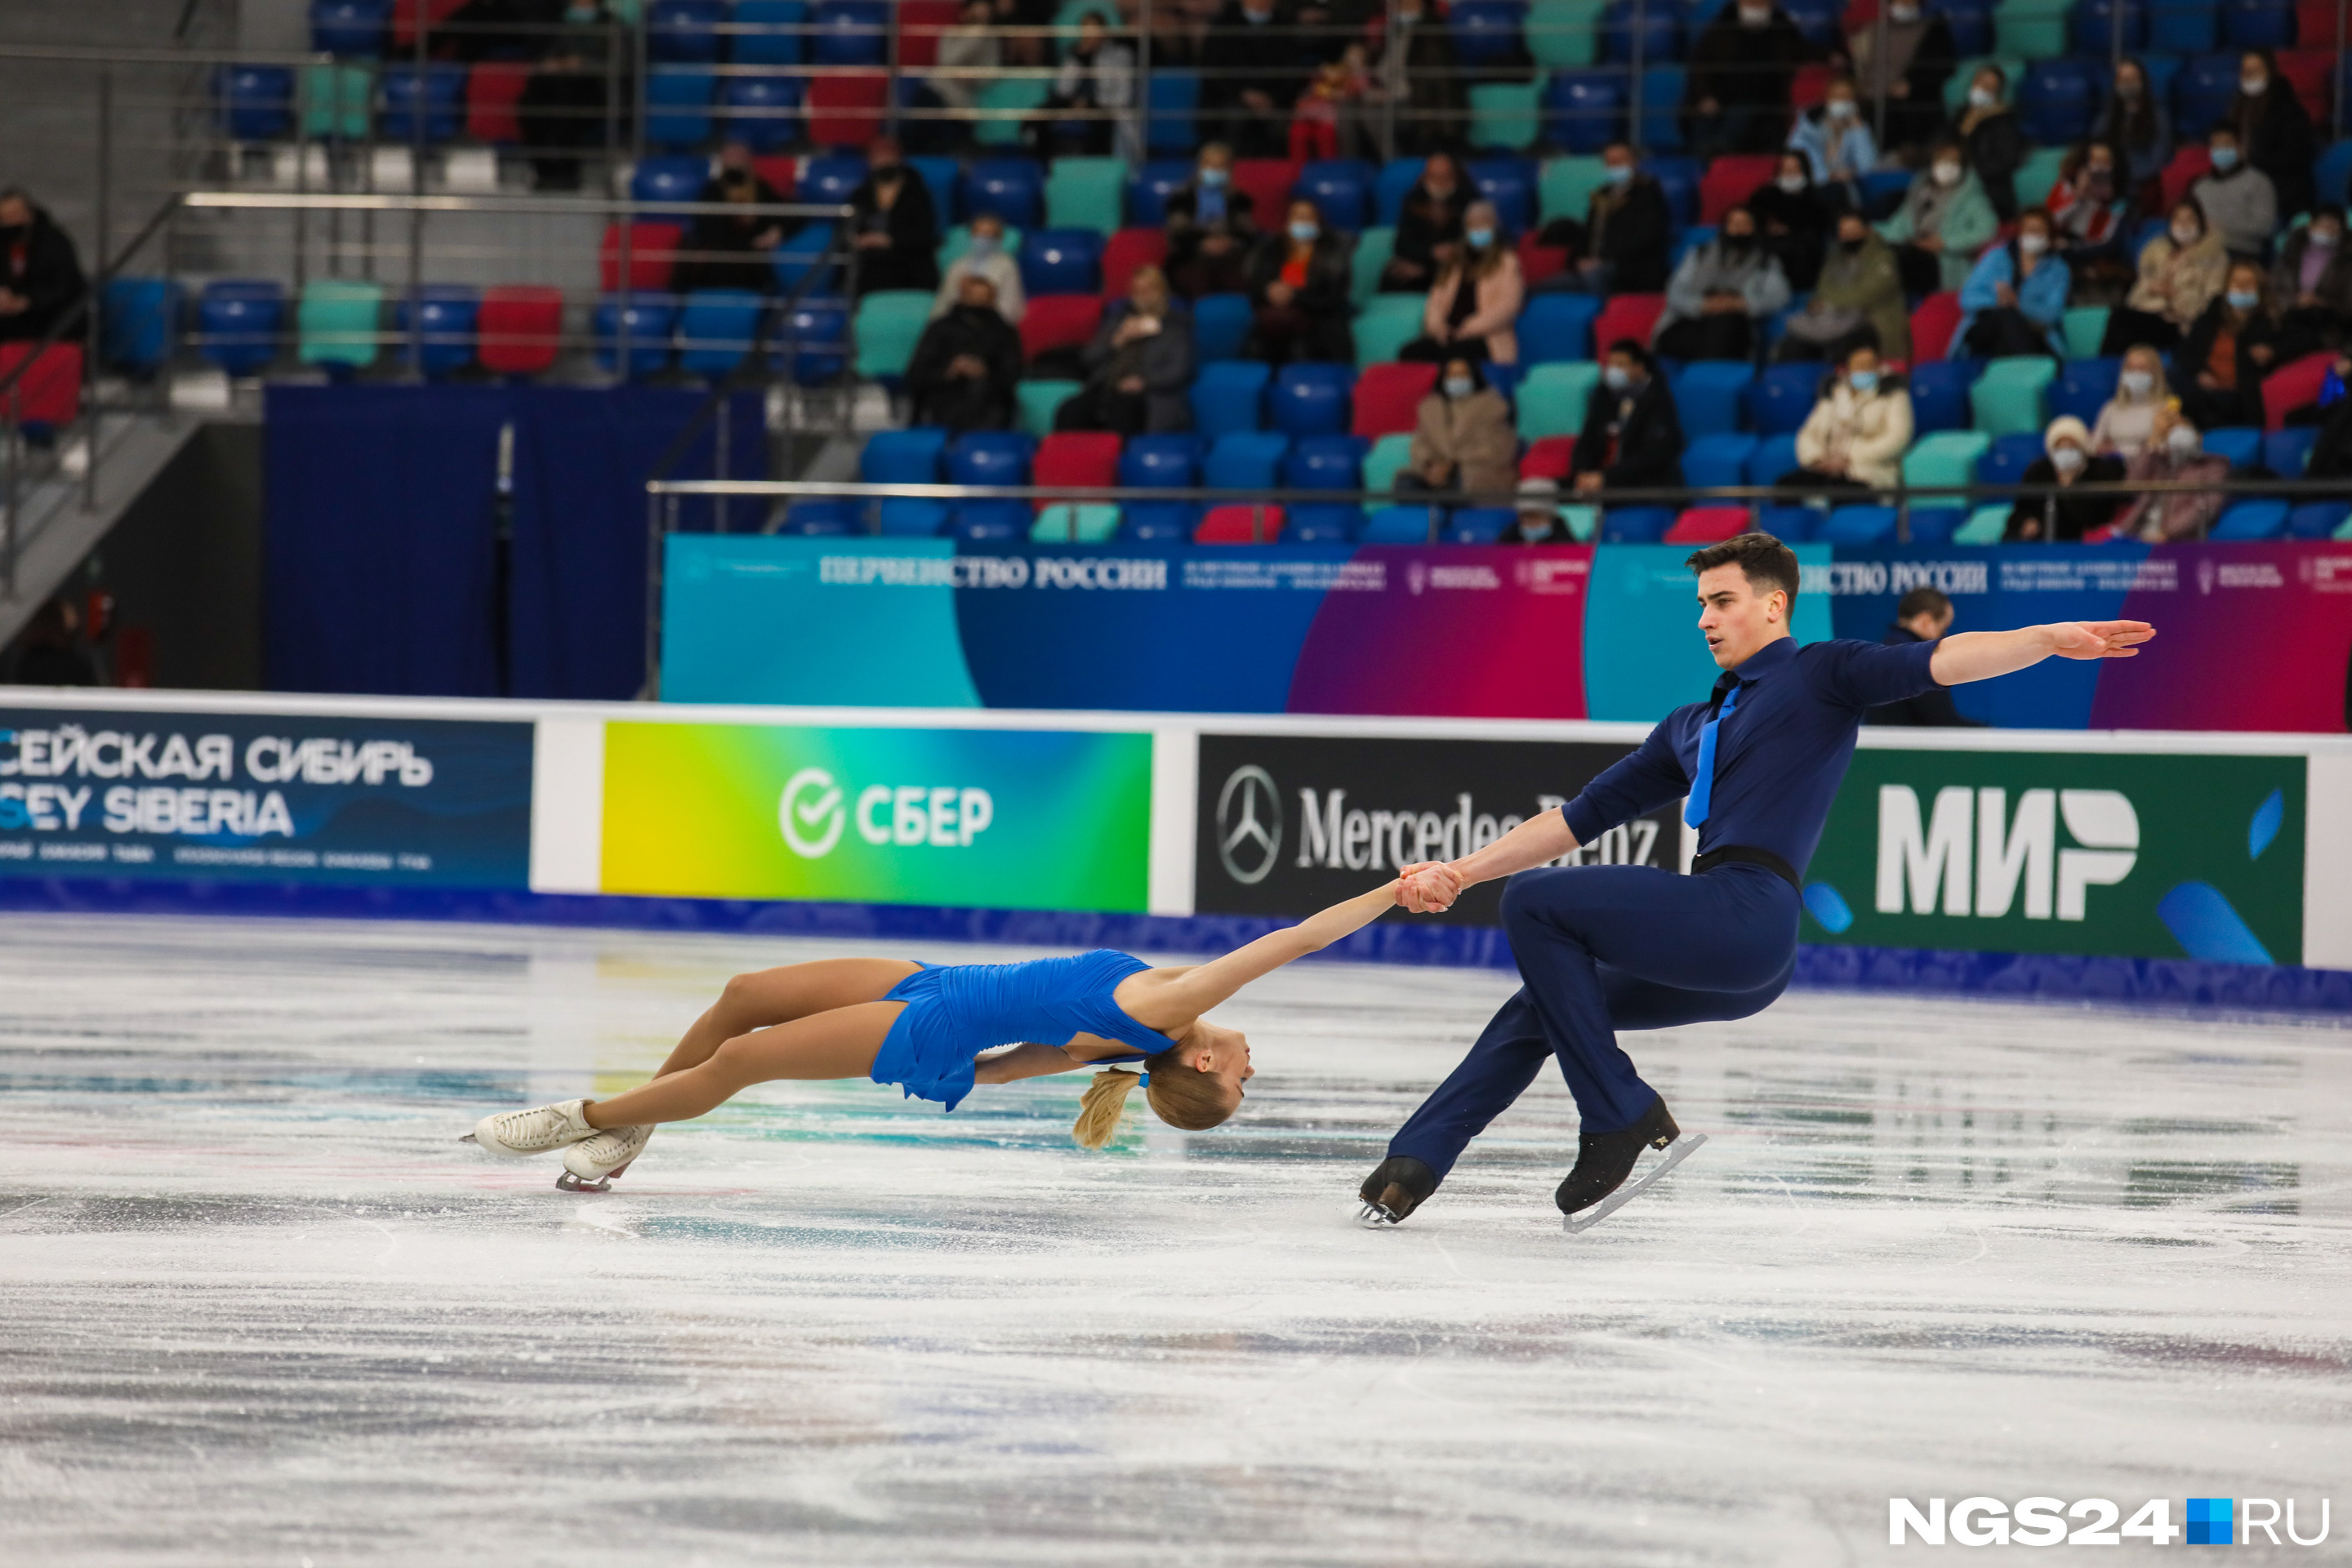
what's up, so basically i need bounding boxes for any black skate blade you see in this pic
[1561,1132,1707,1235]
[458,1133,478,1144]
[1356,1200,1405,1229]
[555,1171,613,1193]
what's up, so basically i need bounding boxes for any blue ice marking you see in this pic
[2248,788,2283,861]
[1802,882,1854,934]
[2158,883,2274,965]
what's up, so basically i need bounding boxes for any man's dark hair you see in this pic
[1686,532,1799,605]
[1896,586,1953,621]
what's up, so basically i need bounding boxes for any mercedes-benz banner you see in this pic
[1194,734,1681,924]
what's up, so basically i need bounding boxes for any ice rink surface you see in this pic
[3,913,2350,1566]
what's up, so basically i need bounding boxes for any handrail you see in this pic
[180,191,847,220]
[0,43,332,65]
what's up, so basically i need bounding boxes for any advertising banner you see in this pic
[599,721,1154,911]
[1192,733,1677,925]
[0,707,533,887]
[1797,748,2305,964]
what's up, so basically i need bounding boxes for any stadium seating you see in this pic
[1205,431,1289,490]
[1748,362,1824,435]
[1016,381,1080,436]
[1190,360,1271,439]
[391,284,479,379]
[2210,499,2291,539]
[853,291,932,379]
[1682,433,1757,489]
[1517,363,1598,439]
[1592,294,1667,354]
[101,278,180,372]
[1287,504,1365,542]
[595,295,676,376]
[1034,431,1121,498]
[1269,363,1356,437]
[964,158,1046,228]
[1352,363,1439,438]
[1192,294,1253,362]
[1120,434,1203,488]
[1033,504,1122,542]
[947,430,1033,487]
[1018,294,1103,361]
[1196,503,1286,542]
[1600,506,1676,542]
[2203,425,2265,470]
[733,0,808,65]
[780,296,848,383]
[1520,294,1601,364]
[1362,504,1446,542]
[0,343,84,425]
[1019,229,1104,296]
[297,278,384,370]
[1665,506,1752,543]
[1298,161,1375,231]
[379,63,466,142]
[1354,296,1426,367]
[602,222,684,292]
[1365,433,1418,492]
[2263,352,2337,428]
[1045,157,1125,235]
[1670,363,1753,438]
[862,427,950,483]
[1102,229,1169,298]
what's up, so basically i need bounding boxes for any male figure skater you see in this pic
[1361,533,2153,1230]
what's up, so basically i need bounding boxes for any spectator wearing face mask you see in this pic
[1868,588,1983,728]
[1748,151,1832,291]
[1684,0,1817,161]
[2090,345,2174,458]
[1242,198,1354,364]
[1786,78,1878,212]
[674,143,788,296]
[2004,416,2126,541]
[1570,341,1683,497]
[2047,140,2130,276]
[2190,125,2277,258]
[1956,207,2069,359]
[516,1,617,191]
[1779,211,1908,363]
[2298,353,2352,479]
[1396,356,1517,501]
[1401,202,1524,364]
[1056,265,1194,434]
[1499,476,1580,543]
[848,136,941,296]
[1200,0,1308,158]
[933,212,1025,323]
[1947,65,2025,220]
[1877,139,1996,294]
[2174,260,2282,429]
[2230,48,2314,223]
[1535,141,1674,294]
[2270,205,2352,359]
[1653,206,1791,362]
[1780,343,1913,494]
[1848,0,1956,157]
[906,273,1024,432]
[2111,403,2230,541]
[2105,198,2229,354]
[1165,145,1259,302]
[1382,151,1470,293]
[2090,58,2172,204]
[930,0,1001,138]
[0,187,86,343]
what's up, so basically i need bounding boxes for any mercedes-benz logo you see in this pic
[1215,764,1282,885]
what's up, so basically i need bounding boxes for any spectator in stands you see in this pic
[1242,198,1355,364]
[517,1,617,192]
[1366,0,1467,154]
[2270,204,2352,360]
[1499,476,1579,542]
[2230,48,2314,224]
[1394,356,1516,500]
[2104,197,2228,354]
[1165,142,1258,300]
[1780,209,1907,362]
[1402,203,1524,364]
[1030,12,1136,159]
[1537,141,1673,294]
[1380,150,1470,292]
[905,273,1023,431]
[847,136,941,297]
[8,599,93,686]
[2090,344,2174,458]
[1868,587,1982,727]
[1290,44,1380,163]
[1785,77,1877,212]
[1749,151,1832,292]
[1947,65,2025,221]
[1956,206,2068,359]
[0,188,85,343]
[1055,265,1195,434]
[1684,0,1815,158]
[1569,341,1684,497]
[2005,415,2125,541]
[931,212,1025,324]
[2174,259,2282,430]
[2047,141,2130,284]
[931,0,1002,147]
[2112,403,2230,540]
[1653,206,1791,362]
[992,0,1054,69]
[2190,124,2277,259]
[2300,354,2352,479]
[1779,342,1912,494]
[1877,139,1997,295]
[2090,58,2171,209]
[1201,0,1308,158]
[673,144,787,296]
[1849,0,1956,158]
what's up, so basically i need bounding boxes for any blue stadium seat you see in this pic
[878,498,951,536]
[310,0,390,56]
[2221,0,2293,46]
[800,153,866,206]
[198,279,283,376]
[1757,503,1819,541]
[644,68,718,149]
[1269,363,1356,436]
[2287,501,2351,537]
[1907,506,1967,544]
[391,284,479,379]
[1644,156,1703,227]
[1780,0,1841,42]
[862,426,950,483]
[964,158,1045,227]
[1192,293,1253,362]
[2173,52,2239,137]
[781,499,861,536]
[2210,499,2289,538]
[1129,160,1193,226]
[1118,502,1200,540]
[2317,139,2352,207]
[1748,361,1824,434]
[1639,65,1687,153]
[1361,504,1447,542]
[952,499,1033,541]
[1976,431,2047,490]
[2149,0,2214,50]
[1672,362,1753,437]
[1019,229,1104,296]
[1205,431,1290,490]
[1191,359,1271,437]
[1120,433,1205,488]
[781,296,846,382]
[1376,158,1428,225]
[1684,432,1758,489]
[947,430,1034,487]
[1600,506,1677,542]
[1820,504,1900,544]
[632,155,712,205]
[813,0,889,64]
[2203,425,2263,469]
[593,294,676,376]
[648,0,726,61]
[733,0,808,65]
[2265,425,2319,475]
[1452,0,1532,64]
[1544,70,1625,154]
[2070,0,2145,54]
[102,278,180,371]
[1600,0,1678,62]
[722,73,803,151]
[1746,431,1799,483]
[1446,506,1517,542]
[1285,503,1363,542]
[216,65,294,140]
[1147,69,1200,154]
[773,220,838,292]
[1282,434,1369,488]
[380,64,466,142]
[1520,292,1601,363]
[1298,160,1377,231]
[1940,1,1995,54]
[1469,158,1539,234]
[1909,359,1976,433]
[2050,357,2122,425]
[679,289,766,376]
[2019,59,2098,145]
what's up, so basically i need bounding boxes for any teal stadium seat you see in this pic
[1517,362,1600,439]
[1017,379,1080,436]
[853,290,933,378]
[1044,157,1126,236]
[1354,295,1426,366]
[296,278,385,368]
[1970,358,2056,435]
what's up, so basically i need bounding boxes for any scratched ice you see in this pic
[2,913,2349,1566]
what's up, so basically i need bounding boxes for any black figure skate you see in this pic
[1355,1156,1438,1228]
[1557,1097,1706,1234]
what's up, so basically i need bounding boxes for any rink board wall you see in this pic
[4,690,2351,1009]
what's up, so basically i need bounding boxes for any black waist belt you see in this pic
[1692,844,1799,889]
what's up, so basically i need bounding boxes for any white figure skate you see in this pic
[558,1123,653,1192]
[461,1098,595,1158]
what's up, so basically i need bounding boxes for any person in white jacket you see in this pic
[1778,342,1915,494]
[929,212,1026,325]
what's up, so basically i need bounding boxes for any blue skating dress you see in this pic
[871,949,1182,1111]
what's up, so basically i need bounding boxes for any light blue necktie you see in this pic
[1683,681,1742,829]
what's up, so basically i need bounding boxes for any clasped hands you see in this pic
[1393,860,1464,913]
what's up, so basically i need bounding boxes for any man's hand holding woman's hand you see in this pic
[1393,862,1464,913]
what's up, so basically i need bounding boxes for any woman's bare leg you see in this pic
[585,1001,908,1129]
[649,958,920,1082]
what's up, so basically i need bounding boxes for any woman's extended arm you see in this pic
[1124,881,1403,1029]
[972,1041,1087,1085]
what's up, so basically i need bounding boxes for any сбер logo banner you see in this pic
[1890,1495,2329,1546]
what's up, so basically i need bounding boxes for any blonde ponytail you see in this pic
[1071,1068,1142,1149]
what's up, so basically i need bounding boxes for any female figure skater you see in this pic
[465,880,1407,1189]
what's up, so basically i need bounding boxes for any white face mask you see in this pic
[1443,376,1474,399]
[2167,424,2199,454]
[2172,221,2201,245]
[1777,172,1806,193]
[1889,2,1919,19]
[2312,229,2343,249]
[967,234,998,257]
[2120,369,2154,396]
[2210,145,2240,172]
[1933,161,1962,187]
[1602,364,1633,391]
[2019,232,2049,256]
[1968,86,1998,109]
[2051,446,2086,474]
[2241,74,2269,96]
[1738,4,1771,24]
[1828,98,1856,120]
[1289,220,1319,243]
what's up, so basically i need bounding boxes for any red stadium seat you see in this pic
[393,0,468,50]
[1909,291,1962,362]
[1102,227,1170,298]
[601,221,684,291]
[2262,350,2337,430]
[1699,156,1780,225]
[0,343,82,425]
[752,155,799,198]
[2277,49,2333,122]
[1019,293,1104,360]
[808,71,888,147]
[1032,431,1121,506]
[1351,361,1439,438]
[1592,292,1666,353]
[466,60,530,144]
[1517,231,1569,286]
[1520,434,1575,478]
[2160,145,2212,214]
[1232,158,1303,225]
[477,286,564,375]
[895,0,959,67]
[1196,502,1286,542]
[2296,0,2336,48]
[1789,64,1833,110]
[1664,506,1752,544]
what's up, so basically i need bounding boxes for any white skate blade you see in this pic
[1356,1200,1404,1229]
[1561,1132,1708,1235]
[555,1171,612,1193]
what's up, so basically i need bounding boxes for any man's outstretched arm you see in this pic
[1930,620,2154,685]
